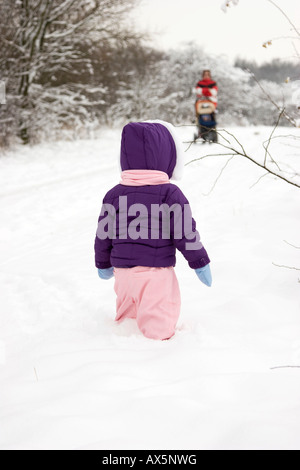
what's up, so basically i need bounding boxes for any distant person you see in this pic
[194,71,218,142]
[196,70,218,108]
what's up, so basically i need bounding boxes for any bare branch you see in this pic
[219,128,247,156]
[48,0,80,23]
[185,124,300,189]
[284,240,300,249]
[202,156,235,196]
[292,41,300,60]
[272,262,300,271]
[249,71,297,127]
[185,153,237,165]
[267,0,300,38]
[249,171,270,189]
[263,108,285,169]
[270,365,300,370]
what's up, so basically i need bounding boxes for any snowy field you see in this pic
[0,125,300,450]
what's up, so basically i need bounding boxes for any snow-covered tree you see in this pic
[118,43,284,128]
[0,0,140,145]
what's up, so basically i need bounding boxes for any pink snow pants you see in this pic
[114,267,181,340]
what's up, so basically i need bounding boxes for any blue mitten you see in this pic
[98,267,114,280]
[195,264,212,287]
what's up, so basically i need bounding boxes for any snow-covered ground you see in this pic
[0,125,300,450]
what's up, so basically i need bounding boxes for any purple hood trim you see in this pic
[120,122,177,179]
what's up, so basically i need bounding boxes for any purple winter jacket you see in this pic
[94,122,210,270]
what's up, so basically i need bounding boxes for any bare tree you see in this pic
[0,0,140,145]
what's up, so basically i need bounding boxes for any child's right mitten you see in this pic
[195,264,212,287]
[98,267,114,280]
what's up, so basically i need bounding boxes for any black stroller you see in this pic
[194,99,218,143]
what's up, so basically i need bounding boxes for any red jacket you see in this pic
[196,78,218,107]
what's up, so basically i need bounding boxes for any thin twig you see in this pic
[34,367,39,382]
[175,124,196,127]
[202,156,235,196]
[264,35,300,42]
[218,128,247,156]
[184,140,196,152]
[249,71,296,127]
[267,0,300,37]
[270,365,300,370]
[292,41,300,60]
[215,129,232,146]
[284,240,300,249]
[272,262,300,271]
[249,172,269,189]
[268,135,300,141]
[263,109,285,169]
[185,153,236,165]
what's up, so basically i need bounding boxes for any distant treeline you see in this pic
[0,0,298,148]
[234,58,300,84]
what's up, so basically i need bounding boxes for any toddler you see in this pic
[94,120,211,340]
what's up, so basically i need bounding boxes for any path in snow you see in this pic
[0,126,300,450]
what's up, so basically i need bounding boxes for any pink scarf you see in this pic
[120,170,170,186]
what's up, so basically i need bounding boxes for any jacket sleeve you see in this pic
[167,187,210,269]
[94,196,115,269]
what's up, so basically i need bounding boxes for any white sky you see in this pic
[132,0,300,64]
